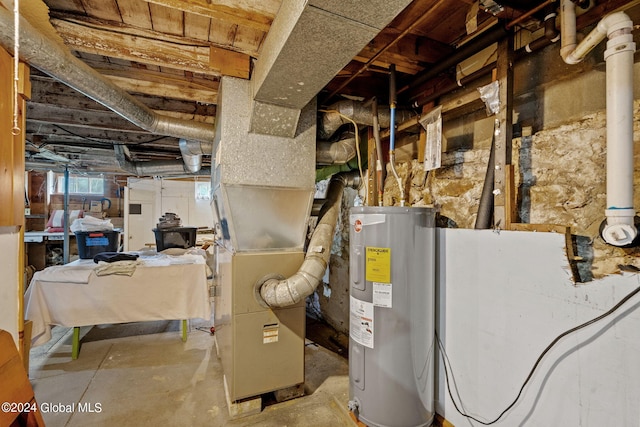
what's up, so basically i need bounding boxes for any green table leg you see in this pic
[181,320,188,342]
[72,327,80,359]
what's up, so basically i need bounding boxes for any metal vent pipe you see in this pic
[319,100,414,140]
[0,8,214,172]
[114,145,210,176]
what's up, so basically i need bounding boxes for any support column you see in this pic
[493,36,514,229]
[0,45,31,357]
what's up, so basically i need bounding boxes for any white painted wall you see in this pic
[437,228,640,426]
[125,178,214,251]
[0,227,21,345]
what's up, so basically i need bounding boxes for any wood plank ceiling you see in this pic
[18,0,635,174]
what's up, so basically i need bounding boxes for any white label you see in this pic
[263,325,279,344]
[373,282,392,308]
[350,296,374,349]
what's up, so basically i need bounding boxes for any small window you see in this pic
[50,173,105,195]
[195,181,211,200]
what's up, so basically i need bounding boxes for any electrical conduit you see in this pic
[560,0,637,246]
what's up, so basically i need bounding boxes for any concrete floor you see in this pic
[28,318,355,427]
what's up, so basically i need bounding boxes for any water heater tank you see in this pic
[348,206,435,427]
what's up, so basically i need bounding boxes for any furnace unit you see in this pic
[210,77,316,408]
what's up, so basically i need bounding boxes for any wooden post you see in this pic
[0,48,31,361]
[367,127,377,206]
[493,35,514,229]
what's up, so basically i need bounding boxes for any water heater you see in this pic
[348,206,435,427]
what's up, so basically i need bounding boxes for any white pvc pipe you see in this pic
[560,3,637,246]
[560,0,577,63]
[603,23,636,246]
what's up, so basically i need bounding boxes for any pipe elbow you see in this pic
[561,50,582,65]
[599,12,633,36]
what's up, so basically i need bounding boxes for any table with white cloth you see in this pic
[24,254,212,358]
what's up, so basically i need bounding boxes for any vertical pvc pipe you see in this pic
[602,23,637,245]
[560,5,637,246]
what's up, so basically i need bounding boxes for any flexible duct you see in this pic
[560,1,637,246]
[319,99,414,140]
[0,7,214,172]
[114,145,210,176]
[258,171,360,308]
[316,132,357,165]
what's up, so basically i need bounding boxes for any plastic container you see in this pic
[75,230,121,259]
[153,227,197,251]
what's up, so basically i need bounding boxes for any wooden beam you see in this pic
[27,103,148,133]
[143,0,277,33]
[493,36,514,229]
[101,72,218,103]
[30,76,216,112]
[50,16,250,78]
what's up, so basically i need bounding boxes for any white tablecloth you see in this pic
[25,256,212,346]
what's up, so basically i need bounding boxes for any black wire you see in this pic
[436,283,640,425]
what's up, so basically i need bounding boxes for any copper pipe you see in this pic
[506,0,556,30]
[323,0,448,103]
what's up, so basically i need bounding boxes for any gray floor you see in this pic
[28,318,354,427]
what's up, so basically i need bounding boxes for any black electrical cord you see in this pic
[436,283,640,425]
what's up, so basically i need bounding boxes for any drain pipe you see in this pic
[0,8,214,172]
[560,0,637,246]
[258,171,360,308]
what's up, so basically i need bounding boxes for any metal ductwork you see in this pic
[319,99,415,140]
[114,145,210,176]
[250,0,414,138]
[179,139,213,173]
[258,171,360,308]
[0,6,213,173]
[316,131,357,165]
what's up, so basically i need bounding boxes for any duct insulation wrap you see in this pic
[349,206,435,427]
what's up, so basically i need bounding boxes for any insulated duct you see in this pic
[319,99,415,140]
[0,7,214,173]
[258,171,360,308]
[560,0,637,246]
[114,145,210,176]
[316,132,357,165]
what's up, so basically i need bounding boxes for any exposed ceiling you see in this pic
[5,0,637,175]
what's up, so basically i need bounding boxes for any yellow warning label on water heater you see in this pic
[366,247,391,283]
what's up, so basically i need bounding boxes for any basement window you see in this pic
[195,181,211,200]
[49,172,105,195]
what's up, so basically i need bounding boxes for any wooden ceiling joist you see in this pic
[50,15,251,78]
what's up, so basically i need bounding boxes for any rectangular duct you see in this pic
[211,77,316,253]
